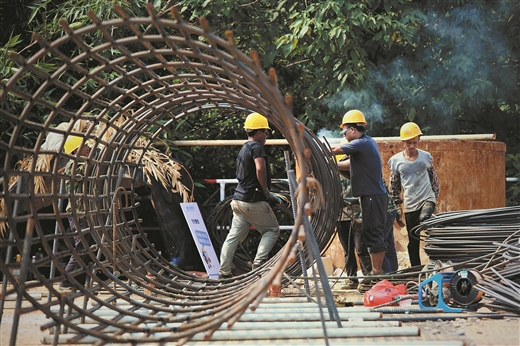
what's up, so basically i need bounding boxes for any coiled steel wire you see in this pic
[409,206,520,314]
[411,206,520,265]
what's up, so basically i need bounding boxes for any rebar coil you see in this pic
[0,5,342,345]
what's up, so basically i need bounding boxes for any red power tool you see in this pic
[363,279,409,307]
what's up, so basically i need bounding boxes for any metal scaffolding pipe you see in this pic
[182,342,463,346]
[172,134,496,146]
[51,306,382,321]
[44,326,420,344]
[223,312,383,322]
[181,326,421,341]
[51,304,373,315]
[54,320,401,333]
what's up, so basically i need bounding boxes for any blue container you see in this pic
[170,257,180,267]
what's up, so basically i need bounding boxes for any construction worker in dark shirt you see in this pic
[331,110,387,290]
[218,113,280,279]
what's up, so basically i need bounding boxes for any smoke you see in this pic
[316,128,342,145]
[327,89,384,125]
[324,3,518,134]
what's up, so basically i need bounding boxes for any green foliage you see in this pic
[0,33,23,81]
[26,0,156,41]
[2,0,520,206]
[271,1,425,128]
[176,0,427,131]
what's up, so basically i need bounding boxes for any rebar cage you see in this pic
[0,5,342,345]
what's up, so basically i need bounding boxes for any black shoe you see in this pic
[218,273,233,280]
[59,281,73,290]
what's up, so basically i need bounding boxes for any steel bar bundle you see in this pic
[0,5,344,345]
[477,237,520,314]
[411,206,520,314]
[413,206,520,265]
[477,267,520,315]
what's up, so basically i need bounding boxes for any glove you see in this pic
[267,193,281,208]
[394,206,405,228]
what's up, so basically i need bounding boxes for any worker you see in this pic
[218,113,280,279]
[335,149,372,290]
[336,150,398,287]
[388,122,440,267]
[382,179,399,273]
[59,135,92,289]
[331,110,387,291]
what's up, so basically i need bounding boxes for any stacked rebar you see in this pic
[416,206,520,265]
[416,206,520,314]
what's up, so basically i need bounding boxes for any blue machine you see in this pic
[418,270,482,313]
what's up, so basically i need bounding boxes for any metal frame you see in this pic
[0,5,344,345]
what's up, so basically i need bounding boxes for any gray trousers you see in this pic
[219,200,280,276]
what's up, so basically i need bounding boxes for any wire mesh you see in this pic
[0,5,343,345]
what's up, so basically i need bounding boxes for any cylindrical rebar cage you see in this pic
[0,5,342,344]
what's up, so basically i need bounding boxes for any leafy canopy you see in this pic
[1,0,519,204]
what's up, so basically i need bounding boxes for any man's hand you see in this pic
[394,205,405,228]
[266,193,281,208]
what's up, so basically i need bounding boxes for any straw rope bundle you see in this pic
[128,138,193,203]
[0,117,192,236]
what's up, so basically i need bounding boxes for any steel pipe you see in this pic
[172,133,497,146]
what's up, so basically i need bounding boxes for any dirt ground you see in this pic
[1,285,519,346]
[331,287,520,346]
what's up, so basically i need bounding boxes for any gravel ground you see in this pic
[413,317,520,346]
[331,287,520,346]
[1,286,519,345]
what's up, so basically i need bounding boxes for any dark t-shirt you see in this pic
[339,133,386,197]
[233,141,271,202]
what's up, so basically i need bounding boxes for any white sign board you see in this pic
[180,202,220,279]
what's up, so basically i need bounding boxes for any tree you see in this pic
[176,0,520,204]
[2,0,519,204]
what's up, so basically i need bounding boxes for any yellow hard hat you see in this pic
[335,137,348,161]
[400,122,423,141]
[244,112,271,130]
[63,135,84,154]
[340,109,367,127]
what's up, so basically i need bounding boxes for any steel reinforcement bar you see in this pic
[0,4,343,345]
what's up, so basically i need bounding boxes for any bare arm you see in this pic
[330,146,344,155]
[255,156,269,198]
[337,158,350,171]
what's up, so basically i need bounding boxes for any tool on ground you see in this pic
[363,279,409,307]
[418,269,483,312]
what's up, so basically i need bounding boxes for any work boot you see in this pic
[218,273,233,280]
[252,260,267,271]
[357,270,384,293]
